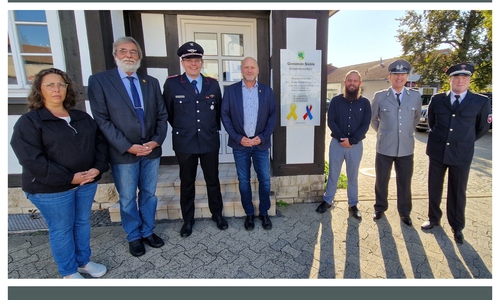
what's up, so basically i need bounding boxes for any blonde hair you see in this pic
[344,70,362,81]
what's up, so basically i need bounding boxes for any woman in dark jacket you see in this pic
[10,68,109,279]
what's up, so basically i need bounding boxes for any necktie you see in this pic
[127,76,146,140]
[191,80,199,95]
[453,95,460,110]
[396,93,401,106]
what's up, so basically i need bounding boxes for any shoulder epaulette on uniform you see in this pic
[167,74,180,79]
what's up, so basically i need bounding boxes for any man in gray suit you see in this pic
[88,36,168,257]
[370,59,421,226]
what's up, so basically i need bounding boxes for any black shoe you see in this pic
[129,240,145,257]
[259,214,272,230]
[373,210,384,220]
[400,215,413,226]
[212,215,229,230]
[315,201,332,214]
[142,233,164,248]
[421,220,440,230]
[453,229,464,245]
[180,221,194,237]
[244,215,255,231]
[349,205,362,219]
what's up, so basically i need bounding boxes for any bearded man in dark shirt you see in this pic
[316,70,371,219]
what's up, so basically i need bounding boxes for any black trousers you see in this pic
[176,150,224,222]
[374,153,413,216]
[428,157,470,231]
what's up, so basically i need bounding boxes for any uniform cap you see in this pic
[177,41,204,59]
[446,63,474,76]
[388,59,411,74]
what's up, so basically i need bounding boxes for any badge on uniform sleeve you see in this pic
[488,114,492,123]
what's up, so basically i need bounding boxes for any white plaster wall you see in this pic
[74,10,92,87]
[8,115,22,174]
[142,13,167,57]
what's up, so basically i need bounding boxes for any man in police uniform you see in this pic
[162,41,227,237]
[421,63,491,245]
[371,59,422,226]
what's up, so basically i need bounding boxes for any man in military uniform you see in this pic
[370,59,422,226]
[421,63,491,245]
[162,41,227,237]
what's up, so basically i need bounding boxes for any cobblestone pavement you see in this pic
[8,129,492,279]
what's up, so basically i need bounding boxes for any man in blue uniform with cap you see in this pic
[371,59,422,226]
[162,41,228,237]
[421,63,491,245]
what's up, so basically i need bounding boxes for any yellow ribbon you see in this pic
[286,103,298,120]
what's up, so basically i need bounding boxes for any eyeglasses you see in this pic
[182,58,203,64]
[43,82,68,90]
[118,48,139,56]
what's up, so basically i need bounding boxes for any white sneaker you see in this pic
[78,261,107,278]
[63,272,84,279]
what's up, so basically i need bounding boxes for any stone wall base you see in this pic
[8,175,325,214]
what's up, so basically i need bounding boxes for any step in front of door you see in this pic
[109,192,276,222]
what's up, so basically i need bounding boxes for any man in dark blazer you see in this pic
[162,41,228,237]
[371,59,422,226]
[221,57,277,230]
[88,36,168,257]
[421,63,491,245]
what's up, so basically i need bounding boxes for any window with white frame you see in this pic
[8,10,65,96]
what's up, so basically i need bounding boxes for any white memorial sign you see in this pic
[280,49,322,126]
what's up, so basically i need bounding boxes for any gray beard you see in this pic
[116,58,141,73]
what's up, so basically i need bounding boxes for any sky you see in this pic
[327,10,410,68]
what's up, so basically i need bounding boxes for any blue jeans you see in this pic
[26,181,98,277]
[111,157,159,242]
[233,147,271,216]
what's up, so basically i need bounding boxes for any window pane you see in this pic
[23,55,53,83]
[17,25,51,53]
[222,60,241,82]
[14,10,47,22]
[8,56,18,84]
[222,34,243,56]
[202,59,218,79]
[194,33,218,56]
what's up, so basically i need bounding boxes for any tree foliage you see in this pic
[396,10,492,92]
